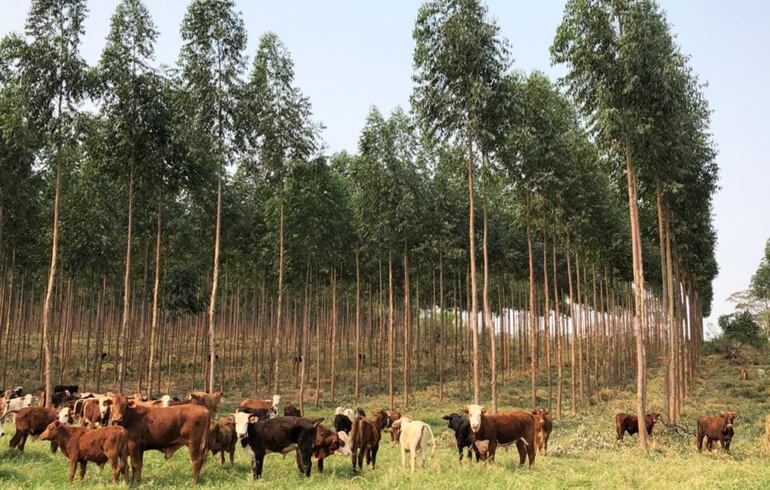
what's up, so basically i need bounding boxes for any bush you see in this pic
[719,310,766,348]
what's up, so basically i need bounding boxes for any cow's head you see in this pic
[443,413,465,431]
[108,396,129,425]
[234,411,259,439]
[649,412,662,423]
[160,395,172,408]
[58,407,72,424]
[464,405,487,433]
[40,421,66,441]
[720,411,737,428]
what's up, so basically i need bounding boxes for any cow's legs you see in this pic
[696,432,705,452]
[254,454,264,479]
[370,446,378,469]
[356,449,365,471]
[515,439,527,465]
[401,447,407,468]
[318,457,324,472]
[68,459,77,482]
[410,448,417,472]
[110,454,120,483]
[78,460,87,481]
[131,448,144,483]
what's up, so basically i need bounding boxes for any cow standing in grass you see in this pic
[697,411,736,453]
[391,417,436,472]
[464,405,535,466]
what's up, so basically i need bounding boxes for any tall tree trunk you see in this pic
[330,268,337,401]
[543,237,551,411]
[625,146,648,449]
[208,169,223,392]
[41,156,62,408]
[567,238,576,413]
[403,254,410,408]
[355,250,361,400]
[147,200,162,397]
[553,240,563,420]
[273,192,285,395]
[388,255,394,410]
[526,194,537,410]
[117,172,134,392]
[482,204,497,412]
[467,138,480,404]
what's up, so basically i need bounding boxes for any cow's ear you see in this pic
[248,415,259,424]
[482,409,489,415]
[442,415,450,420]
[461,406,469,414]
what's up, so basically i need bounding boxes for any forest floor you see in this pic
[2,354,770,489]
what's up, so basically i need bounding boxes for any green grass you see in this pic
[2,355,770,489]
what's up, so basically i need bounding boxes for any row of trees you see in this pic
[0,0,717,450]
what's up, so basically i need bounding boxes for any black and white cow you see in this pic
[234,413,322,479]
[443,413,481,463]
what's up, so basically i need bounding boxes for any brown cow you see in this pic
[350,416,380,472]
[239,394,281,414]
[40,421,128,483]
[615,412,661,440]
[284,403,302,417]
[312,423,346,472]
[532,408,553,455]
[208,415,236,465]
[190,392,223,419]
[739,367,748,381]
[81,398,110,427]
[8,406,59,452]
[464,405,535,466]
[697,411,736,453]
[109,394,209,484]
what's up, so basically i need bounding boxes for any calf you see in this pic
[350,416,380,472]
[374,409,395,433]
[234,413,321,479]
[532,408,553,455]
[109,394,209,484]
[697,411,737,453]
[208,415,237,465]
[312,423,347,472]
[443,413,481,463]
[8,406,59,452]
[239,394,281,415]
[40,421,128,483]
[465,404,535,466]
[615,412,661,440]
[82,398,110,427]
[739,367,748,381]
[387,411,402,442]
[392,417,436,472]
[284,403,302,417]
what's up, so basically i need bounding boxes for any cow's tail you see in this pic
[424,424,437,457]
[517,437,529,447]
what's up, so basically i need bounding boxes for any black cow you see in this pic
[443,413,481,463]
[2,387,24,399]
[333,414,352,434]
[53,384,79,394]
[52,391,78,408]
[235,414,322,479]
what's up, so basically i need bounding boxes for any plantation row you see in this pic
[0,0,717,453]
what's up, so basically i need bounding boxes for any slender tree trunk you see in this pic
[625,146,648,449]
[208,168,223,392]
[553,240,563,420]
[543,237,551,412]
[41,156,62,408]
[355,250,361,400]
[403,254,410,408]
[567,238,576,413]
[147,200,162,397]
[273,193,285,395]
[482,204,497,412]
[330,268,337,400]
[117,171,134,392]
[467,138,480,404]
[388,255,394,410]
[526,195,537,410]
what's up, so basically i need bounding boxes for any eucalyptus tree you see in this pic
[97,0,163,390]
[552,0,690,448]
[413,0,510,404]
[241,31,319,394]
[178,0,246,391]
[14,0,88,407]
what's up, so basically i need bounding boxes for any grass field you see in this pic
[2,354,770,489]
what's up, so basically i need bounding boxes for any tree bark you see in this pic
[467,138,480,404]
[118,172,134,392]
[147,200,162,397]
[482,204,497,412]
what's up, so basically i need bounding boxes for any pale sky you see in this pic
[2,1,768,335]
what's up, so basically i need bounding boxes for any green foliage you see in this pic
[719,311,766,349]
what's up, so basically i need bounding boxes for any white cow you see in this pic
[336,430,352,456]
[334,406,355,422]
[0,394,33,424]
[392,416,436,472]
[465,404,487,433]
[758,368,766,378]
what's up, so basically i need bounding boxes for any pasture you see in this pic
[2,355,769,489]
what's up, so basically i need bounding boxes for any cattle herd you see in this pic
[0,383,740,485]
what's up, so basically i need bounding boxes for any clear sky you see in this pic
[2,1,768,335]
